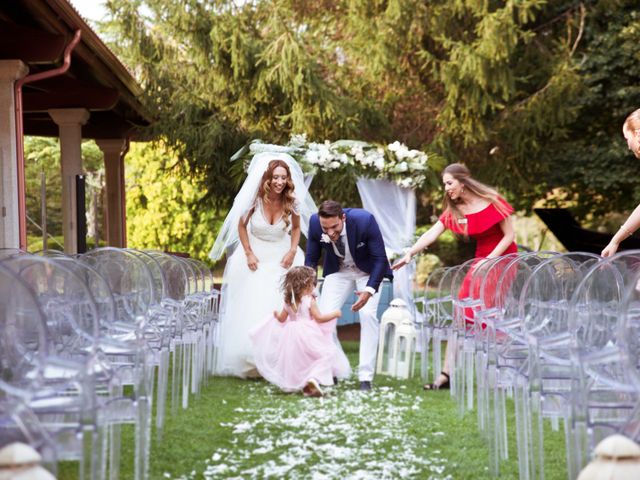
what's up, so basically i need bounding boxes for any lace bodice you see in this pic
[249,199,296,242]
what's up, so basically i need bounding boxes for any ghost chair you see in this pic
[78,248,158,480]
[414,266,448,383]
[515,252,601,480]
[471,254,520,440]
[567,250,640,480]
[0,261,103,479]
[449,257,492,415]
[478,251,558,477]
[144,252,192,414]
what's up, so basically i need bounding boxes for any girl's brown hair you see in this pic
[256,159,296,230]
[441,163,510,232]
[281,266,316,310]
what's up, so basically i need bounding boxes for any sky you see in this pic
[68,0,108,23]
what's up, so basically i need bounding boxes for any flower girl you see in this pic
[249,266,351,397]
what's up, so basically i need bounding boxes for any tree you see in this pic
[102,0,637,221]
[125,141,224,262]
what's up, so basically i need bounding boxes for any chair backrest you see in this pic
[49,256,118,336]
[80,247,154,325]
[128,249,167,305]
[477,253,520,311]
[146,251,190,302]
[519,253,601,350]
[498,252,557,326]
[0,263,48,399]
[1,255,101,354]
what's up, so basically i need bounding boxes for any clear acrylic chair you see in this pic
[79,247,158,480]
[515,252,600,480]
[567,251,640,480]
[0,260,105,479]
[449,257,487,415]
[478,252,557,477]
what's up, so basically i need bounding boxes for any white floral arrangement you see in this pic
[236,134,429,188]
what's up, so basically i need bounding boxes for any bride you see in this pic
[209,152,316,377]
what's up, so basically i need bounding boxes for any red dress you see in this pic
[440,198,517,323]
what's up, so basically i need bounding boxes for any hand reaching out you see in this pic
[351,291,372,312]
[601,241,619,258]
[391,252,412,271]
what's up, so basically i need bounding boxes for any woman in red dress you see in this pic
[392,163,517,390]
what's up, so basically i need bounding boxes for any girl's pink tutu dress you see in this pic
[249,295,351,392]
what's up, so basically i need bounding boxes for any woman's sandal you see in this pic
[423,371,450,391]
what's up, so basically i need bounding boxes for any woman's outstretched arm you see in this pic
[392,221,446,270]
[602,204,640,257]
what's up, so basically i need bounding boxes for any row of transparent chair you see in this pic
[436,249,640,480]
[0,247,219,480]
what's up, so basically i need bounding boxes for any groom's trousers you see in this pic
[319,270,381,382]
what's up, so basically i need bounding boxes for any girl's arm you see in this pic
[602,203,640,257]
[238,211,259,271]
[392,221,446,270]
[281,212,301,268]
[309,298,341,323]
[273,308,288,323]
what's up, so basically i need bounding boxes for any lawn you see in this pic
[58,341,567,479]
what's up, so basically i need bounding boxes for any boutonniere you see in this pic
[320,234,331,244]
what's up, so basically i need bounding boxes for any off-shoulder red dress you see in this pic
[440,198,517,323]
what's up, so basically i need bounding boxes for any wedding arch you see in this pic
[231,135,433,306]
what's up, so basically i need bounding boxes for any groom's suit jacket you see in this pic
[305,208,393,292]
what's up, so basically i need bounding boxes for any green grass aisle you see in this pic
[58,341,567,479]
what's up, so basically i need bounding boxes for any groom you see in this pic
[305,200,393,391]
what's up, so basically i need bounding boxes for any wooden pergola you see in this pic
[0,0,151,253]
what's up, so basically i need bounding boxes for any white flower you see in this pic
[388,141,402,152]
[399,177,414,189]
[320,234,331,243]
[393,161,409,173]
[393,144,411,160]
[288,133,308,148]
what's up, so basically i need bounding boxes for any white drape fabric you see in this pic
[356,178,416,306]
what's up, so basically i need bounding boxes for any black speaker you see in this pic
[76,174,87,253]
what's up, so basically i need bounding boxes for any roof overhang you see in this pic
[0,0,152,140]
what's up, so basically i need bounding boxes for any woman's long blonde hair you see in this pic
[256,159,296,230]
[281,266,316,311]
[441,163,510,231]
[624,109,640,133]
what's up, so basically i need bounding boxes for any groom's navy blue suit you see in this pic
[305,208,393,291]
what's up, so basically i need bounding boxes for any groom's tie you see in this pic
[335,236,346,268]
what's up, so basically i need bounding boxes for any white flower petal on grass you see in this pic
[181,381,450,479]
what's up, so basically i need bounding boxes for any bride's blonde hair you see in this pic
[281,266,316,311]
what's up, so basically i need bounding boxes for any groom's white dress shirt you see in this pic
[330,221,376,295]
[320,220,382,382]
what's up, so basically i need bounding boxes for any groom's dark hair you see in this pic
[318,200,344,218]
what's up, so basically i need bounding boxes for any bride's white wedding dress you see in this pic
[215,199,304,377]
